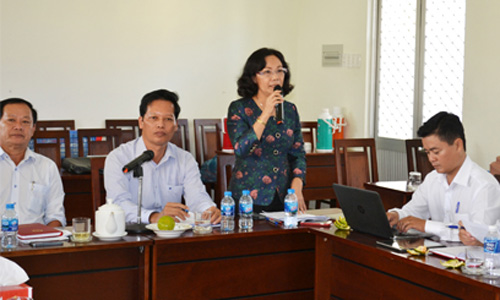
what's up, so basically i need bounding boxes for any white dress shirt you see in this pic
[104,137,215,223]
[0,147,66,226]
[390,155,500,240]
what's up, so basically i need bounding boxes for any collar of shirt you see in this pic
[0,146,36,165]
[135,136,177,168]
[436,155,472,189]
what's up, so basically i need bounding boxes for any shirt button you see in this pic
[273,149,279,155]
[14,185,17,188]
[273,167,279,173]
[275,132,281,138]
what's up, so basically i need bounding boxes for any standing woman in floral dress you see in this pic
[227,48,307,213]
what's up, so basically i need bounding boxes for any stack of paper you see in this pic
[260,211,330,223]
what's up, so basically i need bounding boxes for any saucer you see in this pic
[146,223,192,238]
[92,231,127,241]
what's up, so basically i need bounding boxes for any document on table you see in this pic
[430,246,483,261]
[260,211,330,222]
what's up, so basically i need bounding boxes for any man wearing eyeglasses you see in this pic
[104,89,221,225]
[0,98,66,227]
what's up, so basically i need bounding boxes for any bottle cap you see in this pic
[287,189,295,194]
[224,191,232,197]
[5,203,15,209]
[242,190,250,196]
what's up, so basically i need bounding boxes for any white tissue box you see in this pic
[0,283,32,299]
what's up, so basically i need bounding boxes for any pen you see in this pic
[446,225,465,230]
[182,208,189,213]
[455,201,460,213]
[265,217,283,226]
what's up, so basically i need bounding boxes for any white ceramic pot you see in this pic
[95,198,126,236]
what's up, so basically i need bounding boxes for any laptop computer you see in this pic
[332,184,434,240]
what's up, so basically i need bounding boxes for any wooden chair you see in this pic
[334,138,379,189]
[36,120,75,131]
[405,139,434,179]
[78,128,123,157]
[194,119,223,166]
[105,119,141,143]
[301,121,317,152]
[194,119,223,199]
[90,156,107,215]
[215,152,236,207]
[170,118,190,151]
[32,130,71,169]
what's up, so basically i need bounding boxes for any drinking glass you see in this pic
[193,211,212,234]
[72,217,92,242]
[464,248,484,275]
[407,171,422,192]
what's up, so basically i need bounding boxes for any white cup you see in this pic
[304,142,312,153]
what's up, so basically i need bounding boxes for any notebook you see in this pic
[332,184,433,240]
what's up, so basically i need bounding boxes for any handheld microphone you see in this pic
[274,85,284,124]
[122,150,154,173]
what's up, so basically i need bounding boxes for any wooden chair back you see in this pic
[78,128,122,157]
[105,119,141,143]
[405,139,434,179]
[301,121,317,152]
[215,152,236,206]
[36,120,75,131]
[334,138,379,189]
[194,119,223,166]
[32,130,71,169]
[170,118,190,151]
[90,156,107,215]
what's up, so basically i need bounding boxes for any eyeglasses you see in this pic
[256,68,288,78]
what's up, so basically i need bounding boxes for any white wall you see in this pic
[462,0,500,169]
[0,0,370,137]
[2,1,497,169]
[295,0,369,138]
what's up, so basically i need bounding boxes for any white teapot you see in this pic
[95,198,126,236]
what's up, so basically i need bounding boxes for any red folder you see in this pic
[0,283,33,299]
[17,223,63,240]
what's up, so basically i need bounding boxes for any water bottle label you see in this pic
[221,204,235,217]
[239,202,253,215]
[2,218,18,232]
[285,201,298,214]
[484,239,500,253]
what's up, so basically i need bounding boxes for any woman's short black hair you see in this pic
[0,98,38,124]
[237,48,294,98]
[139,89,181,119]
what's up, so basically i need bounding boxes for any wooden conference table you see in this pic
[3,212,500,299]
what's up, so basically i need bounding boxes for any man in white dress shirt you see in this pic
[104,89,221,224]
[387,112,500,244]
[0,98,66,227]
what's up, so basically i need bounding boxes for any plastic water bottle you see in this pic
[238,190,253,230]
[221,191,235,232]
[284,189,298,229]
[484,225,500,278]
[1,203,19,250]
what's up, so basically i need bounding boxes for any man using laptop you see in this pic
[387,112,500,244]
